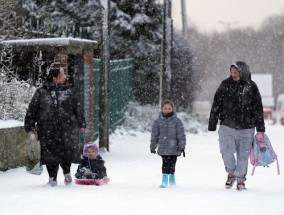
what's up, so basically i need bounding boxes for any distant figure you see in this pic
[208,61,265,191]
[75,143,108,180]
[150,100,186,188]
[25,67,86,187]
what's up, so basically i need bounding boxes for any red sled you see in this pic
[75,177,110,186]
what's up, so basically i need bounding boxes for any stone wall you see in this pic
[0,126,29,171]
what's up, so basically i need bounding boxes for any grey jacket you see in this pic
[150,113,186,156]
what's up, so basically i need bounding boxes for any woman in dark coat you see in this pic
[25,67,86,187]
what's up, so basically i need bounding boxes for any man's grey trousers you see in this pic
[218,125,255,182]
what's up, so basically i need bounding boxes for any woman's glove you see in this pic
[29,131,36,141]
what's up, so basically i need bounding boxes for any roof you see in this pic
[1,37,98,53]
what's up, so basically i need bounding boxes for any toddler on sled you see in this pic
[75,142,109,185]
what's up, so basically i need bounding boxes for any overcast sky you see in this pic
[170,0,284,32]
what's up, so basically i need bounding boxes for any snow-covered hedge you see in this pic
[0,77,35,121]
[0,43,35,121]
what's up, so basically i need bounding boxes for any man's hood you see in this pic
[230,61,251,82]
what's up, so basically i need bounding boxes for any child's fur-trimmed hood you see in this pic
[83,142,99,158]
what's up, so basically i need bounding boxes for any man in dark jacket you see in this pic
[25,67,86,187]
[208,61,265,191]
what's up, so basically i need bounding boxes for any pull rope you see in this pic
[78,131,86,145]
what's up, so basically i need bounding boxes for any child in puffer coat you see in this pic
[75,143,108,181]
[150,100,186,188]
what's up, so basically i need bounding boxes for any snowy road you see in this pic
[1,124,284,215]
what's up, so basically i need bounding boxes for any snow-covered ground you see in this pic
[0,120,23,128]
[1,123,284,215]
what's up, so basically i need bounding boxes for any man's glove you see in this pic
[256,132,266,152]
[151,149,156,154]
[181,149,185,157]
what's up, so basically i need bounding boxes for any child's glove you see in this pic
[150,149,156,154]
[208,124,216,131]
[256,132,266,152]
[181,149,185,157]
[91,173,96,179]
[83,168,92,176]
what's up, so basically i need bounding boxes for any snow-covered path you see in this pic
[1,124,284,215]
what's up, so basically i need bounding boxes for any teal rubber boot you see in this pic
[169,174,176,186]
[159,174,169,188]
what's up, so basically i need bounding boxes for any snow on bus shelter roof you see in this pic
[1,37,98,53]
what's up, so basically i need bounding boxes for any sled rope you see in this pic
[78,131,86,145]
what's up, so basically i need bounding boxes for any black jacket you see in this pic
[25,81,86,165]
[75,155,107,179]
[208,76,265,132]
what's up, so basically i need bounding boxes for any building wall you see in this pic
[0,127,29,171]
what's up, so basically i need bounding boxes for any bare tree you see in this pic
[188,14,284,104]
[0,0,26,40]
